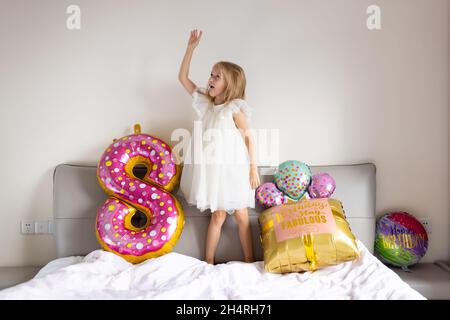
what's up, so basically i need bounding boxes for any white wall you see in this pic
[0,0,448,266]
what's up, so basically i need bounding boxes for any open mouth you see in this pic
[208,85,215,90]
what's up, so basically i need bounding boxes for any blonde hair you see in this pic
[206,61,246,103]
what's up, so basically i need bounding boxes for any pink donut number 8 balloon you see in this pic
[96,124,184,263]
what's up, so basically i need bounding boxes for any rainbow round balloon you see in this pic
[374,212,428,269]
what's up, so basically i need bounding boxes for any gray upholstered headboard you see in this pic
[53,163,376,262]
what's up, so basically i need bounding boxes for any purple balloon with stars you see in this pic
[307,173,336,199]
[255,182,286,208]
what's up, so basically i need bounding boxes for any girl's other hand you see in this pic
[250,166,260,190]
[187,29,202,50]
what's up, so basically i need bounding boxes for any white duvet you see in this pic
[0,240,424,300]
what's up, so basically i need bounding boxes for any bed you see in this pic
[0,163,425,299]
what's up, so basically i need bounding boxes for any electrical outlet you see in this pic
[21,221,35,234]
[21,220,54,234]
[419,218,432,234]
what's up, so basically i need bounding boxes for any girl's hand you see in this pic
[187,29,202,50]
[250,165,261,190]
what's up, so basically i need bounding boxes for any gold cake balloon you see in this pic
[259,198,360,273]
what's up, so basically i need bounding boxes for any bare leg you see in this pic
[205,210,227,264]
[234,208,254,263]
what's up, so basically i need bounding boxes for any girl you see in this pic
[178,29,260,264]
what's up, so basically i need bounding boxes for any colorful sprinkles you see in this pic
[96,134,180,257]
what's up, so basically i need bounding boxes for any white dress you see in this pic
[180,87,255,213]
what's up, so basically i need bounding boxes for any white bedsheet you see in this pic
[0,240,425,300]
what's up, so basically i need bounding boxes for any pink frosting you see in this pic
[96,134,180,256]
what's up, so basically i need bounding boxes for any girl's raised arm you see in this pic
[178,29,202,95]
